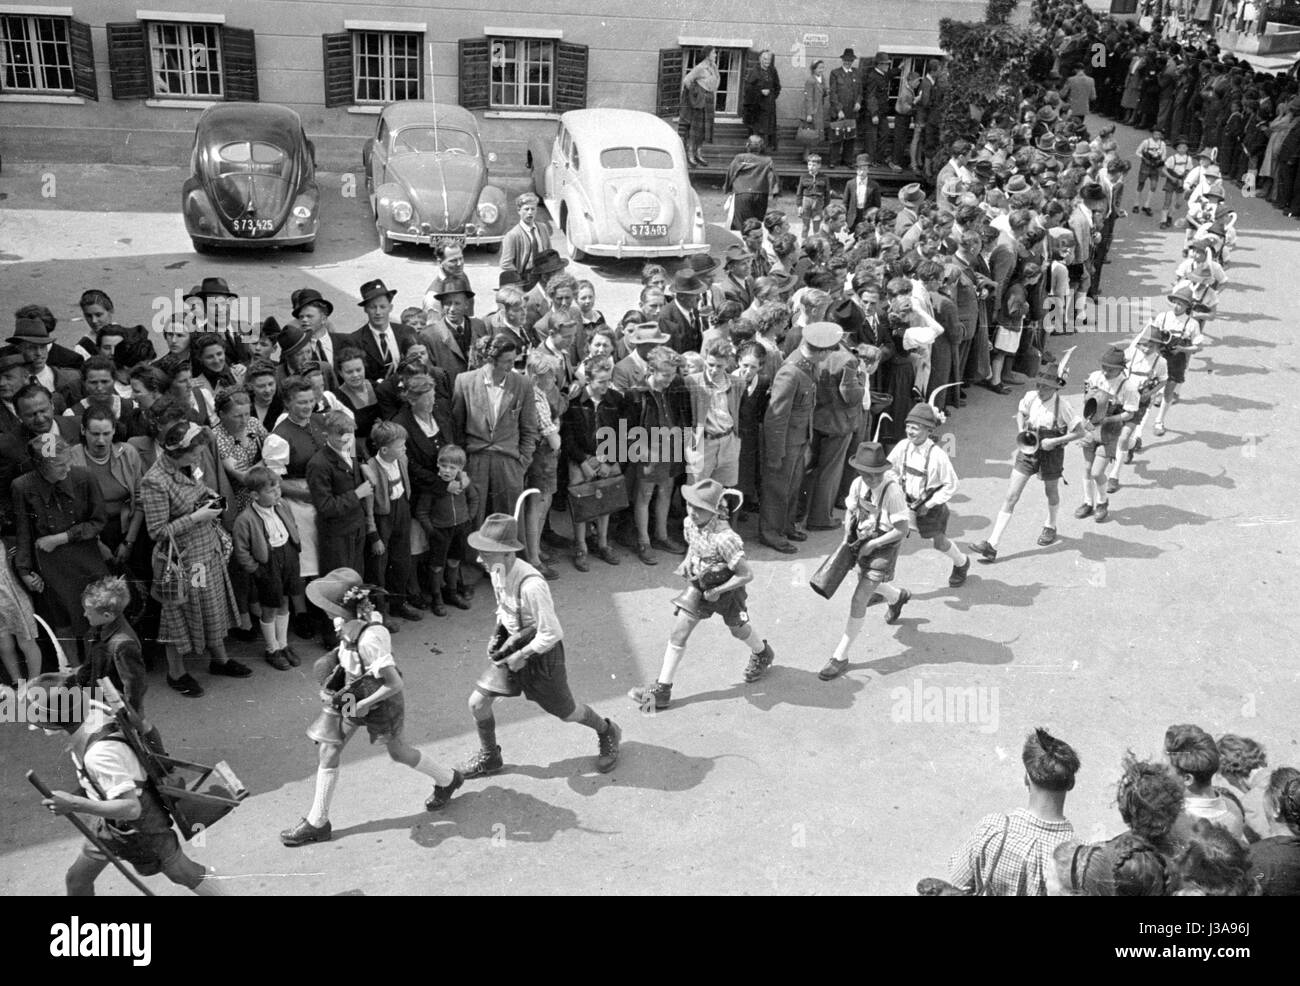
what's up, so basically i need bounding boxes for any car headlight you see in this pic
[477,202,499,224]
[293,205,311,219]
[392,200,413,224]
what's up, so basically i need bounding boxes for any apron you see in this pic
[283,498,319,579]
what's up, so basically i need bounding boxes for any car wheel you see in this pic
[192,238,212,255]
[378,227,394,255]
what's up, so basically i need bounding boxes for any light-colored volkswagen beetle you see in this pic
[527,108,709,261]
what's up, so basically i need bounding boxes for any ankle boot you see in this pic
[444,567,470,610]
[429,568,448,617]
[456,566,475,600]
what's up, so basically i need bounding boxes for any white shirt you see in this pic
[887,438,959,508]
[492,559,562,654]
[309,330,335,367]
[1018,391,1079,432]
[484,375,507,429]
[252,501,289,548]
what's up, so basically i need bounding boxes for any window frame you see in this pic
[350,28,423,105]
[681,44,747,118]
[145,19,224,99]
[0,12,75,94]
[488,34,555,112]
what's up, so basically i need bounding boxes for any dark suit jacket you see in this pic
[811,348,865,436]
[843,178,883,232]
[658,301,705,355]
[828,65,862,120]
[305,444,368,535]
[451,365,539,465]
[347,322,416,382]
[391,403,457,489]
[762,353,817,467]
[862,66,891,119]
[420,316,488,378]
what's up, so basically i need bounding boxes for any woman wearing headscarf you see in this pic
[681,47,721,168]
[743,50,782,152]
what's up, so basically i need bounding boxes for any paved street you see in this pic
[2,118,1298,895]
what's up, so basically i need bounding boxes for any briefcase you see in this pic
[829,118,857,140]
[566,474,629,525]
[810,539,860,600]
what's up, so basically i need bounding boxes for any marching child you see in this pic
[795,154,832,236]
[414,444,478,616]
[233,466,303,671]
[886,395,970,586]
[281,568,460,846]
[628,479,775,711]
[1159,136,1193,230]
[1077,346,1140,522]
[1150,285,1207,436]
[1183,182,1220,253]
[1107,324,1169,491]
[970,353,1084,561]
[819,441,912,681]
[362,420,422,625]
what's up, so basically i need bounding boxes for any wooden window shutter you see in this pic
[68,19,98,100]
[459,38,489,110]
[656,47,682,118]
[553,41,588,112]
[221,26,258,101]
[106,22,149,100]
[321,32,353,107]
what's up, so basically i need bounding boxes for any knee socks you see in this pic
[833,616,864,662]
[274,611,290,650]
[259,618,278,652]
[412,752,455,787]
[989,510,1013,548]
[658,643,686,685]
[307,766,338,826]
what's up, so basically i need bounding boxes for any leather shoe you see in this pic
[885,588,911,625]
[818,657,849,681]
[167,673,204,697]
[425,769,464,811]
[280,817,331,847]
[759,537,797,554]
[948,558,970,587]
[395,603,424,621]
[209,658,252,678]
[785,529,808,542]
[265,649,291,671]
[651,536,687,555]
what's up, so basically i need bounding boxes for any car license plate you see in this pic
[232,218,274,233]
[630,223,667,238]
[433,234,466,247]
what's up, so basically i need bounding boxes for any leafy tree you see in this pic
[938,0,1042,148]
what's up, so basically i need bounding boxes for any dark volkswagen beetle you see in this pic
[183,103,320,253]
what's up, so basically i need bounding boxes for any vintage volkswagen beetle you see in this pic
[182,103,320,253]
[363,103,508,255]
[527,109,708,261]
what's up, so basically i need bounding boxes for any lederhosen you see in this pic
[852,478,903,583]
[899,443,950,540]
[475,573,576,719]
[1082,382,1125,460]
[1015,395,1067,482]
[336,619,404,742]
[678,521,748,627]
[75,727,180,875]
[1129,353,1163,420]
[1159,312,1196,384]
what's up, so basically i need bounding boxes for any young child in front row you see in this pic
[795,154,831,236]
[627,479,774,711]
[233,466,304,671]
[414,444,479,616]
[362,420,422,625]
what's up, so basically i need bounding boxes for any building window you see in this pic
[489,37,553,110]
[682,46,745,116]
[352,30,421,103]
[0,14,75,93]
[148,21,223,98]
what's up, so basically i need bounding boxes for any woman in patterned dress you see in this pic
[138,420,251,698]
[212,388,267,641]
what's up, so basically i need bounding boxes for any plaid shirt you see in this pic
[683,515,744,581]
[948,808,1075,896]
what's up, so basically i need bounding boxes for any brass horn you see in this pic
[872,412,892,444]
[1016,430,1041,454]
[307,707,347,745]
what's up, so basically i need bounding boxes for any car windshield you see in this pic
[392,127,478,155]
[215,141,289,177]
[599,147,674,169]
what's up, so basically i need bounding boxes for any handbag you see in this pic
[150,534,188,606]
[567,473,629,525]
[795,124,819,148]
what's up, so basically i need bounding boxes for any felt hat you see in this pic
[724,244,754,264]
[1167,284,1196,306]
[1196,147,1216,161]
[1035,132,1057,152]
[8,316,53,345]
[291,288,334,318]
[467,513,525,553]
[1005,175,1031,195]
[668,270,705,296]
[532,249,569,277]
[898,182,926,206]
[906,403,941,429]
[1204,182,1225,200]
[0,345,28,372]
[498,270,523,288]
[682,478,730,514]
[628,323,671,346]
[182,284,204,302]
[434,273,475,300]
[1037,105,1059,124]
[768,270,799,295]
[1054,136,1076,157]
[260,315,284,339]
[193,276,237,299]
[306,568,387,620]
[358,278,397,307]
[1101,345,1127,370]
[686,253,719,276]
[972,159,995,180]
[840,48,856,61]
[763,209,787,230]
[802,321,844,349]
[278,322,311,360]
[854,153,872,169]
[1073,140,1092,158]
[848,440,891,474]
[1035,345,1076,388]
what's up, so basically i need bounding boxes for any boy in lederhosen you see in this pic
[886,401,970,587]
[627,479,775,711]
[1107,324,1169,492]
[1149,285,1206,437]
[970,354,1084,561]
[281,568,459,846]
[1077,346,1140,523]
[795,154,831,236]
[819,441,911,681]
[448,513,621,793]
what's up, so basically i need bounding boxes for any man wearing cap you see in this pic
[860,53,892,166]
[828,48,862,167]
[801,323,865,531]
[420,274,487,378]
[291,288,341,370]
[452,335,539,524]
[9,317,83,412]
[760,322,838,552]
[843,154,883,234]
[348,279,414,383]
[500,192,554,289]
[611,322,671,394]
[454,511,621,781]
[659,270,707,355]
[420,241,469,319]
[818,440,912,681]
[724,135,778,231]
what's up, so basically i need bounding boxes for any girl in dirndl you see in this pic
[969,353,1083,562]
[818,441,912,682]
[280,568,460,847]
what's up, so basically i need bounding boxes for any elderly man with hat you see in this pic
[420,273,487,378]
[799,322,865,532]
[499,191,554,289]
[760,320,841,553]
[9,316,83,412]
[843,153,883,233]
[828,48,862,166]
[347,279,414,382]
[658,269,708,355]
[451,511,621,783]
[818,438,912,681]
[724,135,777,231]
